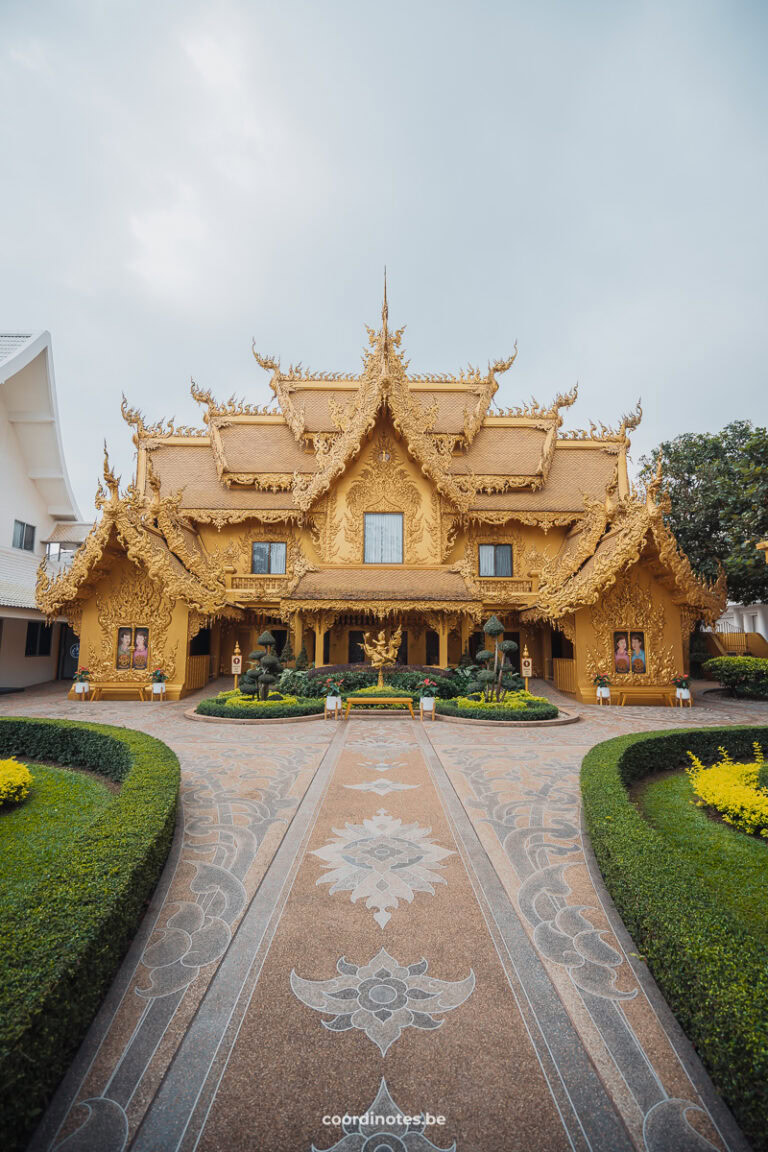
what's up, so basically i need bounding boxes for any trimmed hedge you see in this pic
[436,700,559,721]
[703,655,768,699]
[581,724,768,1150]
[0,718,180,1152]
[196,697,325,719]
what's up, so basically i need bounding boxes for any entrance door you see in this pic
[58,624,80,680]
[425,630,439,665]
[348,630,365,663]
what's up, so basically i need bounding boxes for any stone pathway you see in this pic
[3,681,766,1152]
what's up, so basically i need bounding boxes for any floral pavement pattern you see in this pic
[291,948,476,1055]
[311,809,454,928]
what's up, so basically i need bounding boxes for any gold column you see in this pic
[314,617,325,668]
[438,619,449,669]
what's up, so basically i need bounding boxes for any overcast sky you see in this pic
[2,0,766,518]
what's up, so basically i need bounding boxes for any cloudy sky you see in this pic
[1,0,766,517]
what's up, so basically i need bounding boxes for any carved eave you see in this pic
[522,496,726,626]
[37,468,232,619]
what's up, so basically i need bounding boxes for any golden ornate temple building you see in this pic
[37,296,725,703]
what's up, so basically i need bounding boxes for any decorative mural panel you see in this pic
[93,571,177,682]
[587,575,676,685]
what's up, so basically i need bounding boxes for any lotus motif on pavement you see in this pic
[311,809,454,927]
[291,948,475,1055]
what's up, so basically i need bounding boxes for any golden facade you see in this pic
[36,297,725,702]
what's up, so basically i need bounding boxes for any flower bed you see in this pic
[581,724,768,1149]
[344,685,416,709]
[0,718,179,1152]
[687,744,768,837]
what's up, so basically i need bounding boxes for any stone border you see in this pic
[185,706,579,727]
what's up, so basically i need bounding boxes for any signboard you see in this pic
[521,656,533,678]
[231,653,242,675]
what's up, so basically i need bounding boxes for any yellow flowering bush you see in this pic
[215,691,299,708]
[686,743,768,837]
[456,690,551,712]
[0,757,33,806]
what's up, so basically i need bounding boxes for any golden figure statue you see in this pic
[361,625,403,687]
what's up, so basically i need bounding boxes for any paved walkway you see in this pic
[3,681,767,1152]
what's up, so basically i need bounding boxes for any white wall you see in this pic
[718,603,768,639]
[0,616,60,689]
[0,387,55,559]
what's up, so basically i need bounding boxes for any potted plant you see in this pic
[73,668,90,696]
[324,675,343,714]
[593,673,611,703]
[419,677,437,712]
[673,674,691,702]
[151,668,168,697]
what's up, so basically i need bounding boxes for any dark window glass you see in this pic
[25,621,52,656]
[251,541,287,574]
[348,630,366,663]
[13,520,35,551]
[25,621,38,656]
[425,629,440,665]
[189,627,211,656]
[478,544,512,577]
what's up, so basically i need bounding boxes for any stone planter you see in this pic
[74,681,89,695]
[676,687,691,701]
[596,686,611,703]
[420,696,435,711]
[151,682,166,697]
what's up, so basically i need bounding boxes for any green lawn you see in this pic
[636,770,768,948]
[0,763,112,902]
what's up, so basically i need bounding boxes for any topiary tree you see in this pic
[240,630,284,700]
[473,615,521,701]
[295,644,309,670]
[280,632,294,665]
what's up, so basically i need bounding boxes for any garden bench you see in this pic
[616,685,676,707]
[86,682,150,702]
[343,696,415,719]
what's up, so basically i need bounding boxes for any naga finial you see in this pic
[251,341,280,376]
[620,398,643,438]
[489,340,518,377]
[102,440,120,498]
[646,450,664,508]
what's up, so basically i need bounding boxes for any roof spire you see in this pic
[381,266,389,352]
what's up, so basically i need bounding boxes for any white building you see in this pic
[712,601,768,658]
[0,332,90,691]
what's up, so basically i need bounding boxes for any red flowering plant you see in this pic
[73,668,90,683]
[323,676,343,697]
[593,674,611,688]
[672,675,690,689]
[420,677,438,698]
[151,668,168,683]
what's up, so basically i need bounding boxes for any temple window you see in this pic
[478,544,512,577]
[251,541,287,574]
[12,519,35,552]
[364,513,403,564]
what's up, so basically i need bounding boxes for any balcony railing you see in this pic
[227,574,288,597]
[477,577,534,595]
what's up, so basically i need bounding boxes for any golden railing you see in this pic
[186,654,210,691]
[553,658,577,694]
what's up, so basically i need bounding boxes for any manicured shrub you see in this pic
[196,697,324,719]
[703,656,768,698]
[581,724,768,1149]
[0,718,179,1152]
[0,757,32,806]
[277,668,313,697]
[437,700,558,721]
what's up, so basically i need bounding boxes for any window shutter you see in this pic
[364,514,403,563]
[478,545,495,576]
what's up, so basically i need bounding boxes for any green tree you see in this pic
[638,421,768,606]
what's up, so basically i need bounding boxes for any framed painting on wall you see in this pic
[116,627,133,669]
[132,627,149,670]
[630,631,647,674]
[613,631,630,674]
